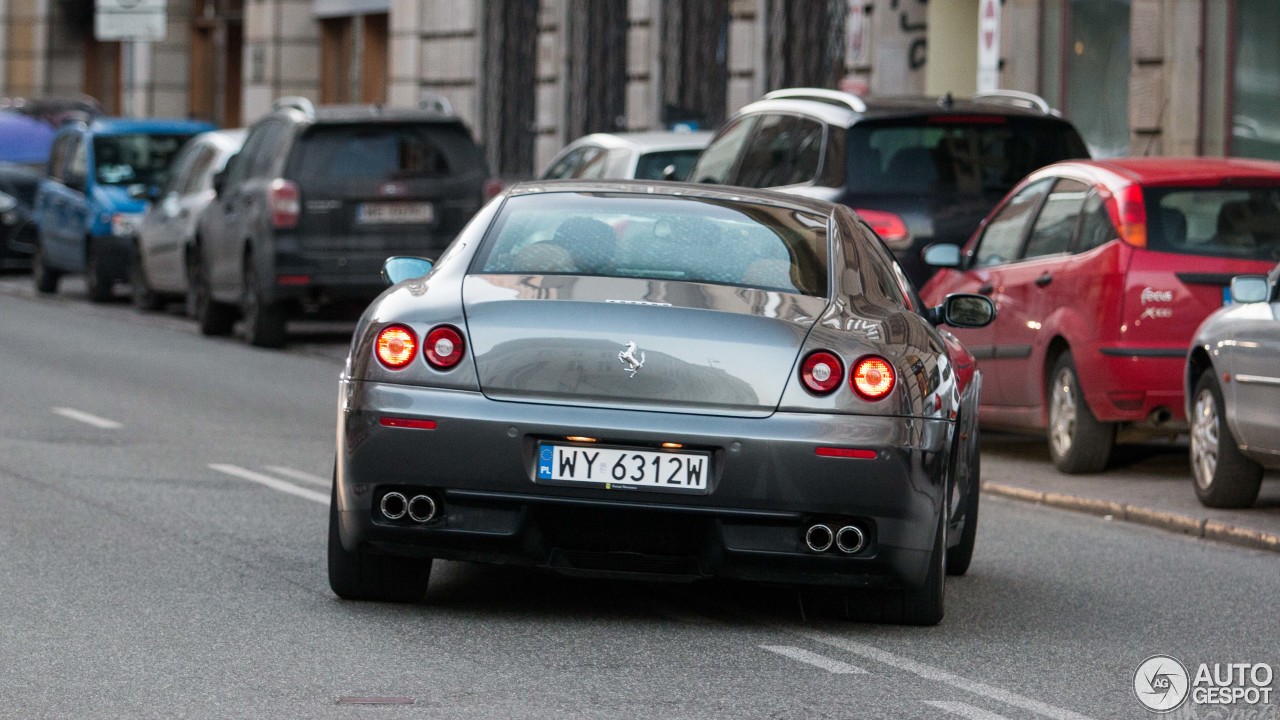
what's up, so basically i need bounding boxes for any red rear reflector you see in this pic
[852,356,896,400]
[855,209,910,247]
[1107,390,1145,411]
[424,325,466,369]
[380,417,437,430]
[800,350,845,395]
[375,324,417,369]
[816,447,877,459]
[276,274,311,286]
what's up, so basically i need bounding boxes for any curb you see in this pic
[981,481,1280,554]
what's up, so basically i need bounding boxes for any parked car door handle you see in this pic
[978,283,994,296]
[1035,272,1053,288]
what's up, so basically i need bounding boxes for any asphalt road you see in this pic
[1,280,1278,719]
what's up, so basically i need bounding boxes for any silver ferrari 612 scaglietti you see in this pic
[330,181,994,625]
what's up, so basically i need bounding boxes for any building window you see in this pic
[1231,0,1280,160]
[659,0,729,130]
[764,0,846,91]
[563,0,628,138]
[482,0,539,176]
[1042,0,1131,157]
[320,13,388,105]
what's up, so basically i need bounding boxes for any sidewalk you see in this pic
[980,432,1280,553]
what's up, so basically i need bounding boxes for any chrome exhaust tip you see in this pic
[379,492,407,520]
[836,525,866,554]
[805,524,834,552]
[407,494,437,523]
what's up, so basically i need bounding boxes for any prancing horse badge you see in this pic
[618,341,645,377]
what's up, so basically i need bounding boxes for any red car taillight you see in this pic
[268,178,300,229]
[855,209,910,248]
[1115,184,1147,248]
[851,356,895,400]
[424,325,466,370]
[375,324,417,370]
[800,351,844,395]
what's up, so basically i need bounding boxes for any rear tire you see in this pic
[242,261,287,348]
[1046,352,1115,474]
[85,237,114,303]
[328,481,433,603]
[946,434,979,577]
[847,509,945,626]
[129,244,164,312]
[191,252,235,336]
[32,237,60,294]
[1190,371,1263,508]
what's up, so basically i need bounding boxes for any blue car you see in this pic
[33,117,216,301]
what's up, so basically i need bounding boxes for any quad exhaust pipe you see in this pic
[379,492,438,523]
[805,523,867,554]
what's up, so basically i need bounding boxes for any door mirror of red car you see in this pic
[922,243,962,268]
[1229,275,1269,304]
[934,293,995,328]
[382,256,434,286]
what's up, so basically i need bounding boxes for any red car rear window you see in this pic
[1144,186,1280,261]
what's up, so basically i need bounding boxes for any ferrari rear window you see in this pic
[474,192,830,297]
[1145,186,1280,261]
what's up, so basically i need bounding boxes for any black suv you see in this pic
[192,96,492,347]
[689,88,1090,286]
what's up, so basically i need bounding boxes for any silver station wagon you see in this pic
[330,181,994,625]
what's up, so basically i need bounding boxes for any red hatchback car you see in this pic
[920,157,1280,473]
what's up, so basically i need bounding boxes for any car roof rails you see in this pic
[971,90,1059,116]
[763,87,867,113]
[418,91,454,116]
[272,96,316,118]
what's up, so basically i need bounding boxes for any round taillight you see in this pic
[800,351,844,395]
[424,325,465,369]
[376,325,417,369]
[852,356,895,400]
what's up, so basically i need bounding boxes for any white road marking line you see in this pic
[52,407,122,430]
[792,629,1097,720]
[924,701,1017,720]
[760,645,867,674]
[208,464,329,505]
[264,465,330,487]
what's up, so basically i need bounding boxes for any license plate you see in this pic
[356,202,434,224]
[536,443,710,493]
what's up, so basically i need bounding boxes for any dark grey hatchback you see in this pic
[192,96,493,347]
[690,88,1090,286]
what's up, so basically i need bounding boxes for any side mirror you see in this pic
[1229,275,1269,304]
[933,293,995,328]
[382,256,434,285]
[660,164,679,181]
[922,243,962,268]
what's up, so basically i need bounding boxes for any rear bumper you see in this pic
[267,243,449,305]
[1085,349,1187,424]
[336,380,953,588]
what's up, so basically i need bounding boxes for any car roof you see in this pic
[270,103,462,126]
[504,178,839,216]
[568,131,714,152]
[1031,157,1280,188]
[736,91,1066,128]
[193,128,248,151]
[85,117,218,135]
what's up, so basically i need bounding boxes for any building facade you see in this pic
[0,0,1276,177]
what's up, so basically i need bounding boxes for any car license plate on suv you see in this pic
[357,202,434,224]
[536,443,709,493]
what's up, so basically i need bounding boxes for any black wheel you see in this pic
[1046,352,1115,474]
[946,433,979,577]
[85,237,114,303]
[32,237,60,294]
[129,244,164,311]
[242,260,287,348]
[191,252,235,336]
[328,481,433,603]
[1190,372,1263,508]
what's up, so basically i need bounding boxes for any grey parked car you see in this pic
[329,180,995,625]
[540,131,712,181]
[1186,264,1280,508]
[131,129,246,311]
